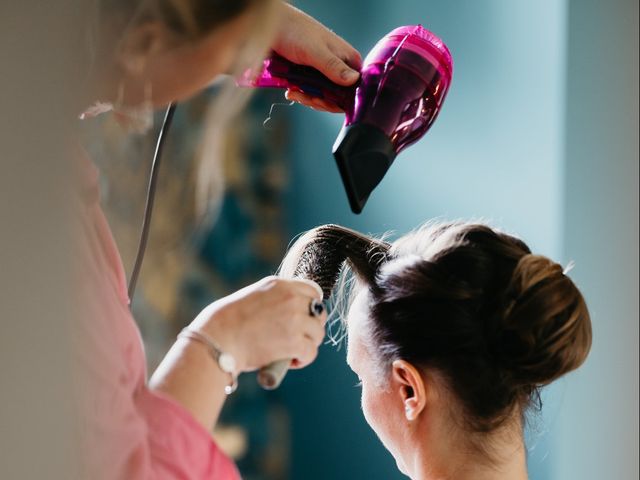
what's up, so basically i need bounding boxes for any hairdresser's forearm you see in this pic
[149,337,228,430]
[148,276,326,430]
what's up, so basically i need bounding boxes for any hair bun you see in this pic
[496,254,592,387]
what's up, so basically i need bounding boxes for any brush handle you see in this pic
[257,297,324,389]
[257,359,290,390]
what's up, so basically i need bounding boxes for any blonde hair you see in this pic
[85,0,282,214]
[195,0,281,216]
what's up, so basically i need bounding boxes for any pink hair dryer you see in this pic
[239,25,453,213]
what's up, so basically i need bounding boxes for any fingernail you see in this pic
[341,68,360,82]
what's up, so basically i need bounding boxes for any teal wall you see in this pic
[281,1,578,479]
[287,0,566,258]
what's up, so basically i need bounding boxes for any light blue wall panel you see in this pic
[555,1,639,478]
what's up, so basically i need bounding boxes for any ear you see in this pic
[391,359,427,421]
[117,21,176,77]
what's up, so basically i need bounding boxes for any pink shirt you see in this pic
[74,146,240,480]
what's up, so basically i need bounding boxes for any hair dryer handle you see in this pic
[238,52,356,112]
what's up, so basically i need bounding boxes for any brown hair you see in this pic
[281,222,592,436]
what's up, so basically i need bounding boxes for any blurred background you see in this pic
[2,0,637,479]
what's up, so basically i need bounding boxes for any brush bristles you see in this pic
[282,224,391,299]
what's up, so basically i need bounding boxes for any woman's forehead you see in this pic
[346,290,372,367]
[347,290,370,330]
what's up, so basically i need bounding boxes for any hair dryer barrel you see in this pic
[335,25,453,213]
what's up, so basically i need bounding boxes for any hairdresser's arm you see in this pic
[149,277,326,429]
[274,2,363,112]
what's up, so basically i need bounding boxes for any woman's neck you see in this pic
[410,418,528,480]
[437,447,528,480]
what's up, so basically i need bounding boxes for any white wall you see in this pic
[0,2,83,478]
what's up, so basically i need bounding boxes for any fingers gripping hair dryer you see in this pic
[239,25,453,213]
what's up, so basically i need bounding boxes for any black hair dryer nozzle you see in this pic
[333,124,397,214]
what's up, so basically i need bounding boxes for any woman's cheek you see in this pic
[360,384,385,437]
[360,386,373,427]
[361,383,403,464]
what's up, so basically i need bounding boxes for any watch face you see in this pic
[218,352,237,373]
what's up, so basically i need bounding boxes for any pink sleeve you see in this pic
[78,354,242,480]
[136,387,242,480]
[73,148,241,480]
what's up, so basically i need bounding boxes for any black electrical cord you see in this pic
[127,103,177,301]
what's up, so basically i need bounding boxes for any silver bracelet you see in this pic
[178,327,239,395]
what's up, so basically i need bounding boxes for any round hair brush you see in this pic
[258,225,389,389]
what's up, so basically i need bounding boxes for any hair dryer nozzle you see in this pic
[333,124,397,214]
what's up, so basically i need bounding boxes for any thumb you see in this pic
[313,47,361,86]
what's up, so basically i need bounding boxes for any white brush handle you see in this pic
[257,359,291,390]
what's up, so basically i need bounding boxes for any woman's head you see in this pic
[89,0,279,107]
[281,222,591,475]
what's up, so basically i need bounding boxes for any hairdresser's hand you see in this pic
[192,276,327,372]
[273,3,362,113]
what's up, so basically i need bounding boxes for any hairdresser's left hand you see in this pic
[273,3,362,113]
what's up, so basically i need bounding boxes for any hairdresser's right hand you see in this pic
[190,276,327,372]
[275,3,362,113]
